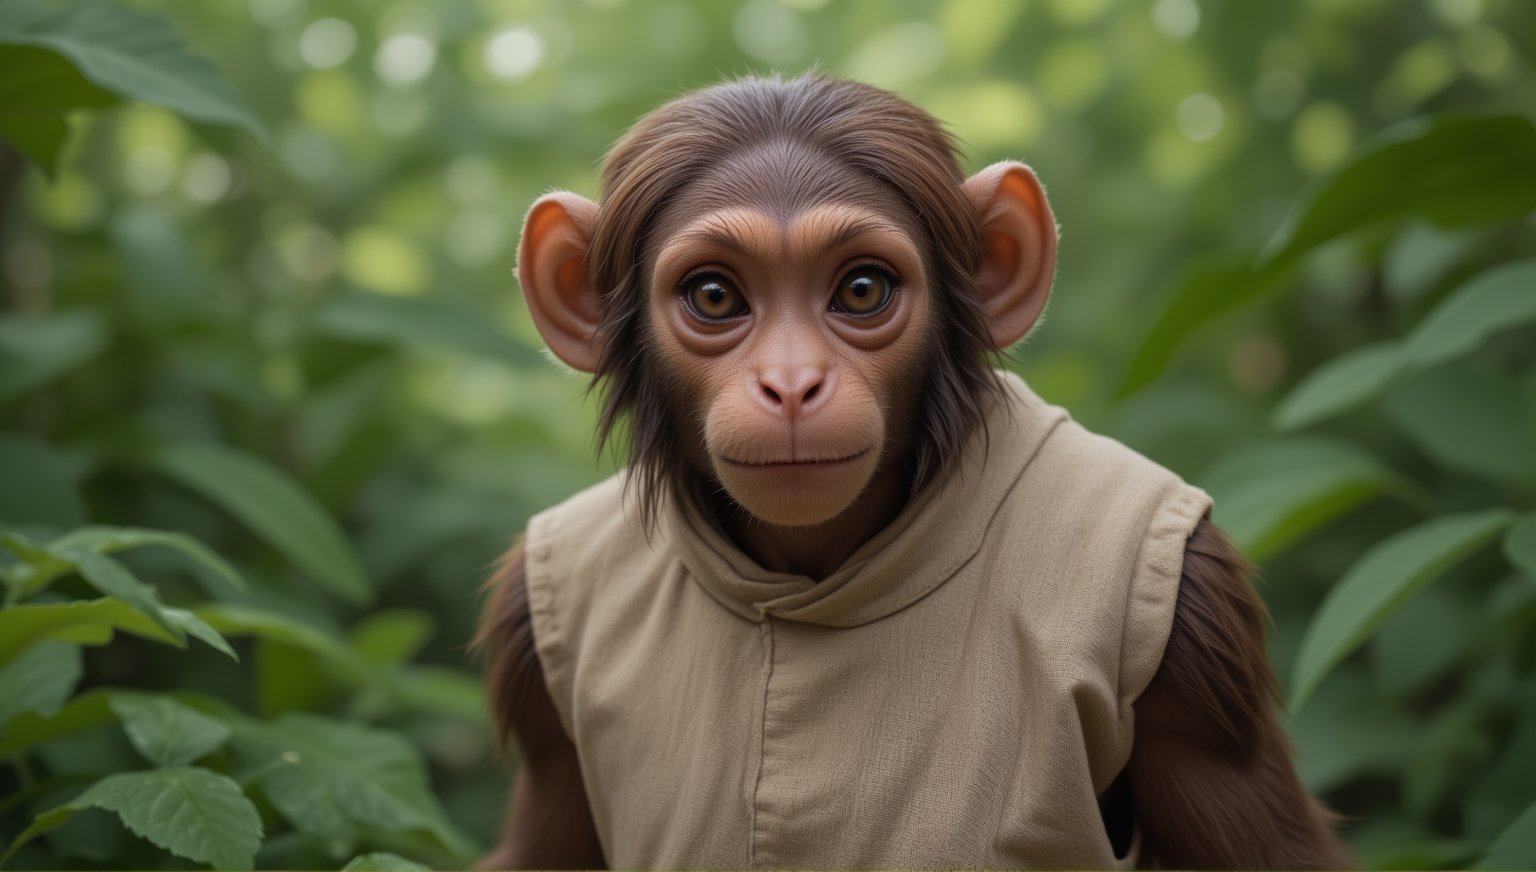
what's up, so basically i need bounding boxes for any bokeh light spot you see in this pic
[299,18,357,69]
[1290,102,1353,174]
[483,26,544,82]
[1176,93,1223,142]
[732,1,808,66]
[1152,0,1200,40]
[375,32,437,86]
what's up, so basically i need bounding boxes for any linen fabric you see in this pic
[524,371,1212,868]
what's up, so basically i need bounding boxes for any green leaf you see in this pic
[0,3,266,144]
[0,687,115,757]
[1475,799,1536,870]
[231,713,473,860]
[1199,438,1405,560]
[350,609,434,668]
[0,309,109,404]
[1401,258,1536,370]
[1384,365,1536,488]
[0,433,87,529]
[1118,257,1283,397]
[0,44,116,176]
[195,602,365,674]
[0,641,81,732]
[1273,341,1402,430]
[314,292,543,369]
[146,443,371,605]
[50,525,245,595]
[1263,116,1536,266]
[1272,258,1536,429]
[4,768,263,870]
[69,549,183,639]
[343,852,432,871]
[109,694,231,768]
[391,666,487,722]
[0,599,236,668]
[1506,514,1536,582]
[1290,510,1514,712]
[1,527,74,600]
[1122,119,1536,397]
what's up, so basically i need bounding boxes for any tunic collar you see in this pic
[664,371,1067,627]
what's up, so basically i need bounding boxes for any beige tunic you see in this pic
[524,372,1211,868]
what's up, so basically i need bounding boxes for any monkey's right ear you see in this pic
[518,192,603,373]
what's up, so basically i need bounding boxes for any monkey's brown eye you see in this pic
[682,275,748,321]
[831,266,896,316]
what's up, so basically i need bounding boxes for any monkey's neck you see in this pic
[715,465,914,582]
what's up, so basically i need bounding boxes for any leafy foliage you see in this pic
[1,0,1534,869]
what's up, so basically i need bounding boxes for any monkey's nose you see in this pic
[757,366,826,420]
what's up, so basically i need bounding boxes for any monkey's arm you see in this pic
[472,539,606,870]
[1127,518,1354,870]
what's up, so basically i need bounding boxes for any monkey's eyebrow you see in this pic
[654,211,775,271]
[798,212,909,257]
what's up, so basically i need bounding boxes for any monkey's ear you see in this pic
[961,161,1058,349]
[518,192,603,372]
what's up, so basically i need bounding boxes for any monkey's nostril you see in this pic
[803,383,820,403]
[761,384,782,405]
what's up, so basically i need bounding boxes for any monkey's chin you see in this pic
[712,449,879,528]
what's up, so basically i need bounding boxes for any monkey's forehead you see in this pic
[642,139,923,255]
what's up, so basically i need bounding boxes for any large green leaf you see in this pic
[0,687,115,757]
[146,443,371,605]
[0,308,108,404]
[69,549,183,639]
[350,609,434,668]
[110,694,232,768]
[1272,342,1401,431]
[1384,366,1536,489]
[1290,510,1514,712]
[1507,514,1536,583]
[1475,799,1536,870]
[0,598,235,668]
[49,525,245,596]
[1263,116,1536,266]
[1400,258,1536,369]
[0,641,80,732]
[1117,258,1283,397]
[0,3,265,146]
[194,602,366,674]
[1122,118,1536,396]
[1274,257,1536,429]
[314,292,543,369]
[0,44,116,175]
[1198,438,1405,560]
[230,713,473,860]
[4,768,263,870]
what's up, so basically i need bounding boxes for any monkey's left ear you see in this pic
[961,161,1059,349]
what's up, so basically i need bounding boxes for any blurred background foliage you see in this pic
[1,0,1535,868]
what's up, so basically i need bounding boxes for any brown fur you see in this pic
[584,75,1006,526]
[1128,518,1354,869]
[474,520,1353,869]
[471,540,604,870]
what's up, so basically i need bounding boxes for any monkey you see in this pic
[473,75,1354,869]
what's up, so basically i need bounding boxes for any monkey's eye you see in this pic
[682,274,749,321]
[831,265,897,316]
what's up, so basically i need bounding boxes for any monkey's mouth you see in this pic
[719,447,872,469]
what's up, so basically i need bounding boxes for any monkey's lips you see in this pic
[718,447,872,470]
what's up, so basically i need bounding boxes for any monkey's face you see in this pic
[647,204,932,528]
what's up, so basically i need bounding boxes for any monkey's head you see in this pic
[518,76,1057,530]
